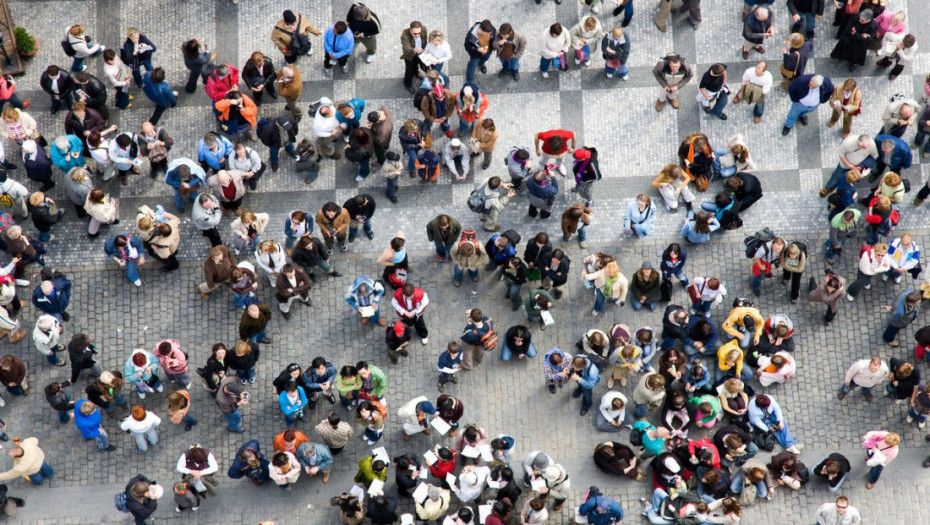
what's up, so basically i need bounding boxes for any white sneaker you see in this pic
[786,445,801,454]
[421,337,429,345]
[355,175,364,182]
[894,276,902,284]
[881,274,889,282]
[0,397,5,407]
[557,163,567,176]
[907,415,915,423]
[341,65,349,73]
[846,293,854,302]
[323,68,332,78]
[365,54,375,63]
[156,383,164,393]
[591,5,601,13]
[138,392,146,399]
[920,421,927,429]
[541,72,549,79]
[14,279,29,287]
[620,73,629,81]
[133,279,142,287]
[584,60,591,67]
[574,58,581,65]
[863,284,871,290]
[606,72,614,78]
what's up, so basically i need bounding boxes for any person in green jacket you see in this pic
[354,455,388,489]
[826,207,861,262]
[356,361,387,402]
[524,289,555,330]
[690,393,722,429]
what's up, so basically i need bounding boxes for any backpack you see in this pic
[413,87,431,109]
[416,151,441,182]
[889,92,906,103]
[629,425,645,447]
[307,100,323,118]
[469,321,498,351]
[386,267,408,289]
[859,244,874,258]
[743,227,776,258]
[61,38,77,57]
[114,492,129,512]
[0,189,15,208]
[277,17,312,57]
[732,297,754,308]
[467,184,489,213]
[459,229,477,245]
[501,229,522,247]
[791,240,808,257]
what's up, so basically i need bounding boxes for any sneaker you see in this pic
[176,506,182,513]
[138,392,146,399]
[541,72,549,79]
[14,279,29,287]
[355,175,364,182]
[339,242,348,251]
[889,339,900,347]
[863,284,871,290]
[133,279,142,287]
[846,293,854,302]
[893,275,902,284]
[864,393,873,403]
[606,72,614,78]
[421,337,429,345]
[574,58,581,65]
[907,415,915,423]
[882,274,889,282]
[341,65,349,73]
[323,68,332,78]
[620,73,629,81]
[837,390,847,400]
[438,383,444,393]
[557,163,567,176]
[102,444,117,452]
[920,421,927,429]
[155,383,164,392]
[548,384,557,394]
[365,54,375,63]
[786,445,802,455]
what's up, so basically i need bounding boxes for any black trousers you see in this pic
[402,314,428,339]
[202,227,222,247]
[403,59,426,88]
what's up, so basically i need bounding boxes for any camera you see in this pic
[240,391,251,401]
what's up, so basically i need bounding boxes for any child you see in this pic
[382,151,403,203]
[683,359,712,399]
[294,139,320,184]
[44,381,75,424]
[173,480,200,513]
[437,342,462,393]
[635,326,658,372]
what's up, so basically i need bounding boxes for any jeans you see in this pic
[631,299,658,311]
[792,11,817,37]
[784,102,818,128]
[423,119,450,134]
[730,474,767,498]
[403,147,418,174]
[71,48,103,72]
[269,142,296,164]
[131,427,159,451]
[458,118,475,136]
[50,92,75,114]
[233,291,254,309]
[465,54,491,83]
[27,462,55,484]
[573,385,593,411]
[499,57,520,73]
[841,381,873,397]
[236,366,256,383]
[284,409,304,427]
[565,224,589,243]
[124,261,140,283]
[593,288,619,313]
[783,270,802,301]
[682,340,719,361]
[693,299,713,315]
[645,489,675,525]
[185,64,204,93]
[505,281,523,310]
[453,265,479,284]
[115,86,131,109]
[172,186,200,212]
[867,464,884,484]
[102,392,126,413]
[702,92,729,118]
[386,176,398,199]
[719,441,759,468]
[0,92,25,113]
[714,148,738,178]
[56,393,72,423]
[340,390,360,409]
[615,1,634,20]
[348,218,373,242]
[247,329,267,345]
[434,240,455,259]
[181,414,199,428]
[605,62,629,77]
[752,101,765,117]
[501,341,538,361]
[634,403,650,419]
[93,429,110,450]
[225,409,242,431]
[716,364,754,383]
[883,323,902,343]
[539,56,560,73]
[914,129,930,154]
[131,59,154,87]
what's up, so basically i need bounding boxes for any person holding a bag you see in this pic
[600,26,630,80]
[538,23,570,80]
[861,430,899,489]
[697,63,729,121]
[123,349,163,400]
[272,10,321,65]
[748,394,803,455]
[459,309,495,370]
[569,17,603,68]
[136,122,173,180]
[734,61,772,124]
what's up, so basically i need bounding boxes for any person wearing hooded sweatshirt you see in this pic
[569,354,601,416]
[345,276,386,327]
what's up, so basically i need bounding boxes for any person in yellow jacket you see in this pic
[716,339,753,382]
[721,305,764,349]
[0,437,54,485]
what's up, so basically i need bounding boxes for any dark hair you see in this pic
[157,341,173,356]
[352,128,370,145]
[402,283,415,296]
[393,455,412,470]
[355,361,369,372]
[272,452,290,467]
[371,459,386,472]
[714,192,731,209]
[479,20,495,33]
[103,48,116,61]
[549,23,562,36]
[150,67,166,84]
[46,65,60,77]
[458,508,474,521]
[552,248,564,261]
[463,425,479,442]
[334,21,348,34]
[116,134,133,148]
[72,71,89,84]
[438,396,454,412]
[499,23,513,35]
[534,232,549,245]
[340,365,357,378]
[182,39,201,59]
[546,135,564,151]
[488,176,502,189]
[390,236,405,251]
[327,411,341,427]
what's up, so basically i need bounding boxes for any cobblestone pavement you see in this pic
[1,0,930,523]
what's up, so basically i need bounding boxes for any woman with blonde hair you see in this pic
[717,378,749,426]
[864,195,893,245]
[651,164,695,212]
[623,194,656,238]
[65,24,105,72]
[423,30,452,85]
[65,167,93,218]
[780,33,812,89]
[229,340,259,384]
[1,107,43,146]
[584,260,628,317]
[83,187,118,238]
[862,430,900,489]
[568,16,604,67]
[120,27,157,87]
[870,171,905,204]
[230,210,269,255]
[607,344,641,388]
[254,239,285,286]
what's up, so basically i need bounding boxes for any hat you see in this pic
[427,486,441,500]
[282,10,297,24]
[449,138,463,148]
[461,472,478,486]
[418,401,436,415]
[367,111,380,123]
[393,321,405,337]
[664,456,681,473]
[433,84,444,98]
[385,151,400,162]
[641,261,654,270]
[532,452,550,471]
[21,140,36,154]
[543,466,561,481]
[573,148,590,160]
[742,315,756,329]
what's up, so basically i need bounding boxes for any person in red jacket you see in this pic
[204,64,240,103]
[427,446,458,486]
[391,283,430,344]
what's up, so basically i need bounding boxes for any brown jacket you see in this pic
[276,66,303,100]
[370,106,394,147]
[239,304,272,341]
[0,356,25,386]
[275,267,312,302]
[315,206,351,240]
[203,246,238,288]
[271,15,321,54]
[561,205,594,238]
[471,118,499,153]
[400,26,429,61]
[420,93,456,123]
[2,232,36,258]
[829,86,861,115]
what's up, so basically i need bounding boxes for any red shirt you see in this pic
[428,455,457,479]
[538,129,574,155]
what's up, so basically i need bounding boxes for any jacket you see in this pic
[630,270,661,303]
[747,396,786,432]
[238,304,272,340]
[120,33,157,69]
[786,0,825,15]
[50,135,85,172]
[887,239,920,271]
[345,129,374,164]
[119,410,161,434]
[524,240,553,270]
[242,56,275,91]
[73,399,102,438]
[815,502,861,525]
[347,5,382,37]
[142,72,176,107]
[585,267,628,301]
[257,113,298,150]
[291,236,329,268]
[788,74,835,105]
[276,66,302,100]
[857,246,892,276]
[844,359,890,387]
[315,203,350,239]
[154,339,187,375]
[425,216,461,244]
[574,354,601,389]
[31,277,71,315]
[345,276,384,310]
[493,30,527,58]
[0,437,44,481]
[207,170,246,202]
[450,240,489,271]
[742,7,772,45]
[204,66,239,102]
[39,71,75,98]
[166,157,206,190]
[721,306,764,341]
[197,135,234,170]
[400,26,429,61]
[324,25,355,59]
[354,455,389,487]
[600,33,630,64]
[278,388,308,416]
[32,315,62,356]
[415,488,451,520]
[420,93,455,123]
[202,246,236,288]
[268,451,301,485]
[228,439,269,480]
[124,474,157,520]
[149,213,181,258]
[215,95,258,129]
[874,134,913,170]
[623,198,656,234]
[272,15,321,55]
[526,173,559,211]
[465,22,496,58]
[64,108,106,142]
[578,495,623,525]
[275,266,312,301]
[653,58,693,89]
[392,287,429,317]
[124,349,160,385]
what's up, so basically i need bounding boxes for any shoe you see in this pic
[138,392,146,399]
[479,64,487,74]
[864,284,870,290]
[548,384,557,394]
[184,422,195,431]
[820,188,829,197]
[513,71,520,81]
[921,421,927,429]
[656,22,667,32]
[445,129,454,138]
[421,337,429,345]
[365,54,375,63]
[848,64,858,72]
[326,247,333,255]
[557,163,567,176]
[271,163,279,172]
[923,457,930,468]
[786,445,802,454]
[742,50,749,60]
[365,230,374,240]
[668,98,679,109]
[8,330,26,343]
[341,65,349,74]
[102,444,117,452]
[230,428,246,433]
[281,310,291,320]
[846,293,854,302]
[339,242,348,251]
[405,84,416,94]
[782,126,791,136]
[798,115,809,126]
[572,389,583,399]
[240,378,248,384]
[323,68,332,78]
[864,393,873,403]
[580,408,589,416]
[752,287,760,297]
[907,415,915,423]
[882,274,889,282]
[541,72,549,79]
[133,279,142,287]
[621,17,631,28]
[754,46,765,54]
[837,390,847,400]
[717,113,728,121]
[355,174,364,182]
[54,359,67,367]
[574,57,581,66]
[655,100,665,112]
[261,338,272,344]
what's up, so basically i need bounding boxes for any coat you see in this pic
[585,267,629,300]
[31,277,71,315]
[276,66,303,100]
[400,25,429,61]
[215,95,257,130]
[831,17,878,65]
[207,170,246,203]
[315,204,350,239]
[142,72,177,107]
[623,198,656,235]
[202,246,237,288]
[50,135,85,172]
[788,74,835,105]
[272,15,320,55]
[275,266,312,302]
[0,437,45,481]
[63,108,106,144]
[204,66,239,103]
[148,213,181,258]
[242,57,276,91]
[323,24,356,59]
[420,93,456,123]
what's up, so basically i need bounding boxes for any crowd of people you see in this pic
[0,0,928,524]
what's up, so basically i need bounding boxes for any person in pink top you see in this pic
[861,430,899,489]
[154,339,191,389]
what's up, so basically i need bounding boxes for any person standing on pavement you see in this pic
[846,242,892,301]
[366,108,393,166]
[275,65,303,118]
[167,389,198,432]
[239,302,273,345]
[478,176,516,233]
[124,474,158,525]
[450,237,489,288]
[494,23,526,81]
[386,321,412,365]
[197,245,236,300]
[154,339,191,389]
[272,9,322,65]
[538,23,571,81]
[697,63,730,121]
[815,496,861,525]
[215,375,248,433]
[242,51,277,107]
[882,290,920,347]
[464,20,496,84]
[347,3,381,64]
[120,28,156,88]
[838,357,889,403]
[316,201,350,254]
[323,21,355,77]
[400,21,429,94]
[569,355,600,416]
[861,430,899,489]
[181,38,215,94]
[73,399,116,452]
[459,309,495,371]
[344,194,376,244]
[315,411,355,456]
[741,6,775,60]
[275,264,312,320]
[533,129,575,176]
[426,214,461,263]
[782,74,835,136]
[827,79,862,139]
[653,53,693,112]
[119,405,161,452]
[392,283,430,345]
[0,437,54,485]
[141,68,177,126]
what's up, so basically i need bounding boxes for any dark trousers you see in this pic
[528,205,551,219]
[250,81,278,105]
[846,270,873,298]
[374,143,388,165]
[324,55,349,69]
[403,59,426,88]
[185,65,204,93]
[149,103,172,125]
[782,270,802,301]
[402,314,429,339]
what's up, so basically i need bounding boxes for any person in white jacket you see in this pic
[398,395,436,438]
[108,132,142,184]
[568,17,604,67]
[119,406,161,452]
[538,24,571,79]
[876,32,917,81]
[838,357,889,402]
[815,496,861,525]
[176,447,219,497]
[596,391,633,432]
[191,193,223,247]
[0,172,29,219]
[756,351,796,387]
[33,314,65,366]
[269,451,301,490]
[519,495,549,525]
[65,25,105,73]
[846,242,892,301]
[312,98,343,160]
[254,239,286,285]
[689,276,727,316]
[442,139,470,180]
[450,465,489,502]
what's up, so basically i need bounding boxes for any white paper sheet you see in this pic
[367,478,385,496]
[424,450,439,465]
[462,445,480,458]
[412,482,429,502]
[431,417,452,435]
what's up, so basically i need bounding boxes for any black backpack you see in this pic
[501,229,522,247]
[61,39,77,57]
[743,227,775,258]
[277,17,312,57]
[629,425,645,447]
[412,88,430,109]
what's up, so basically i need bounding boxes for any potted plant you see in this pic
[13,27,38,58]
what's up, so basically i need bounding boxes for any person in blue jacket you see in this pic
[278,380,309,427]
[782,73,834,135]
[295,441,334,483]
[104,234,146,286]
[32,274,72,322]
[871,134,913,182]
[49,135,85,174]
[569,354,601,416]
[197,132,234,173]
[623,194,657,238]
[577,491,624,525]
[336,97,366,138]
[304,356,338,405]
[345,276,385,326]
[165,158,206,212]
[73,399,115,452]
[323,21,356,76]
[141,67,177,126]
[227,439,270,484]
[681,211,720,244]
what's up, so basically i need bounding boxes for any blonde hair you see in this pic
[1,107,19,122]
[70,25,84,36]
[884,433,901,447]
[428,30,444,42]
[70,168,88,182]
[787,33,805,49]
[127,27,140,39]
[583,17,598,30]
[874,243,889,256]
[655,164,684,184]
[28,192,45,207]
[259,240,279,253]
[604,261,620,278]
[240,211,256,223]
[234,340,252,356]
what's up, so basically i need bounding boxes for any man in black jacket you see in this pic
[124,474,158,524]
[464,20,496,83]
[257,112,298,171]
[660,305,690,350]
[71,71,110,121]
[343,194,376,243]
[39,66,75,114]
[291,234,341,281]
[724,173,763,212]
[242,51,278,106]
[523,232,552,275]
[543,249,571,299]
[346,3,381,64]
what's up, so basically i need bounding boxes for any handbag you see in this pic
[526,268,542,281]
[686,281,706,305]
[694,175,709,192]
[753,430,776,452]
[660,277,673,302]
[575,46,589,62]
[466,138,481,155]
[739,484,757,506]
[606,56,621,69]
